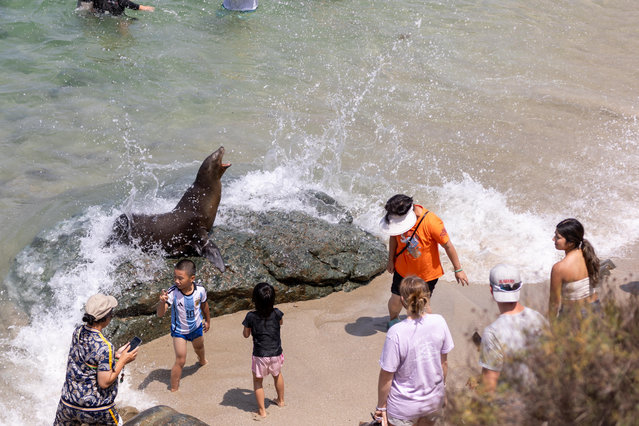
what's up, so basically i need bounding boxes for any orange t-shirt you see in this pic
[393,205,450,281]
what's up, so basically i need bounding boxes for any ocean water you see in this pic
[1,0,638,422]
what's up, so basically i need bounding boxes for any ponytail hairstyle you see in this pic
[399,276,430,316]
[384,194,413,224]
[252,282,275,318]
[556,218,600,286]
[82,309,113,326]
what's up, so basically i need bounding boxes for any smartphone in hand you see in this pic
[128,336,142,351]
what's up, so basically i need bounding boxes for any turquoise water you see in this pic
[1,0,639,422]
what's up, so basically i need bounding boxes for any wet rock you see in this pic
[124,405,208,425]
[118,406,140,423]
[109,208,385,344]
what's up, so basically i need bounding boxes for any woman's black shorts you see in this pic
[391,271,438,296]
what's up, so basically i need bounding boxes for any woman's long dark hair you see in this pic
[556,218,600,286]
[252,282,275,318]
[384,194,413,223]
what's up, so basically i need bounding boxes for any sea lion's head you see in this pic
[197,146,231,182]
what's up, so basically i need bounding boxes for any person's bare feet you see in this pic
[198,358,208,367]
[272,398,285,407]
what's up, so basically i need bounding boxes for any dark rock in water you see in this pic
[306,190,353,224]
[124,405,208,425]
[108,207,385,344]
[6,192,386,346]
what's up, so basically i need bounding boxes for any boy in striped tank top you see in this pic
[157,259,210,392]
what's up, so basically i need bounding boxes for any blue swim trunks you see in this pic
[171,324,203,341]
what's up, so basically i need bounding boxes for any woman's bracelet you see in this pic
[454,268,463,273]
[375,407,387,412]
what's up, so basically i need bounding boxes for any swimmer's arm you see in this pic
[549,263,563,318]
[243,326,251,338]
[387,236,397,273]
[119,0,154,11]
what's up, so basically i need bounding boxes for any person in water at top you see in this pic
[77,0,154,16]
[548,218,600,318]
[380,194,469,329]
[223,0,258,12]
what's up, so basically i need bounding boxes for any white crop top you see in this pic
[562,277,594,301]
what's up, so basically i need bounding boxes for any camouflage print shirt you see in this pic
[59,325,118,409]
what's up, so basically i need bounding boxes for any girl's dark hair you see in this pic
[82,309,113,326]
[384,194,413,224]
[252,282,275,318]
[556,218,600,286]
[399,276,430,316]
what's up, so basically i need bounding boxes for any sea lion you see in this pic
[106,146,230,272]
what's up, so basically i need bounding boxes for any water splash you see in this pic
[0,205,161,424]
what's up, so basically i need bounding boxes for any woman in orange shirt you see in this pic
[380,194,469,328]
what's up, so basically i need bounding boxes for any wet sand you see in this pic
[125,255,637,425]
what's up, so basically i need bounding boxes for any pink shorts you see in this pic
[251,354,284,378]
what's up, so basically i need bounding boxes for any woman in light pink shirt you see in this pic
[374,276,454,426]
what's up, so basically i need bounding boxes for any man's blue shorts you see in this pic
[171,325,203,341]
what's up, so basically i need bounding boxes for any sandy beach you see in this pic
[126,253,637,425]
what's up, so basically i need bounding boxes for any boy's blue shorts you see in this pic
[171,325,203,341]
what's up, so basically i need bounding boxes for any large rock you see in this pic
[124,405,208,425]
[107,208,386,344]
[5,193,386,347]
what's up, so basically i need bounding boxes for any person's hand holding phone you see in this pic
[116,337,141,364]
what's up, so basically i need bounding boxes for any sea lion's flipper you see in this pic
[200,240,226,273]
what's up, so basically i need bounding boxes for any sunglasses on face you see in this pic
[494,282,521,291]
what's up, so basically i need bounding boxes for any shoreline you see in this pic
[124,254,638,424]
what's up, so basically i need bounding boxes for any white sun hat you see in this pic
[379,208,417,236]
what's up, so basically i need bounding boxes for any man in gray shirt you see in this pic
[479,264,548,393]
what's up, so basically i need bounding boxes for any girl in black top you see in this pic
[242,282,285,418]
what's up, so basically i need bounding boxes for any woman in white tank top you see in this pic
[548,218,600,318]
